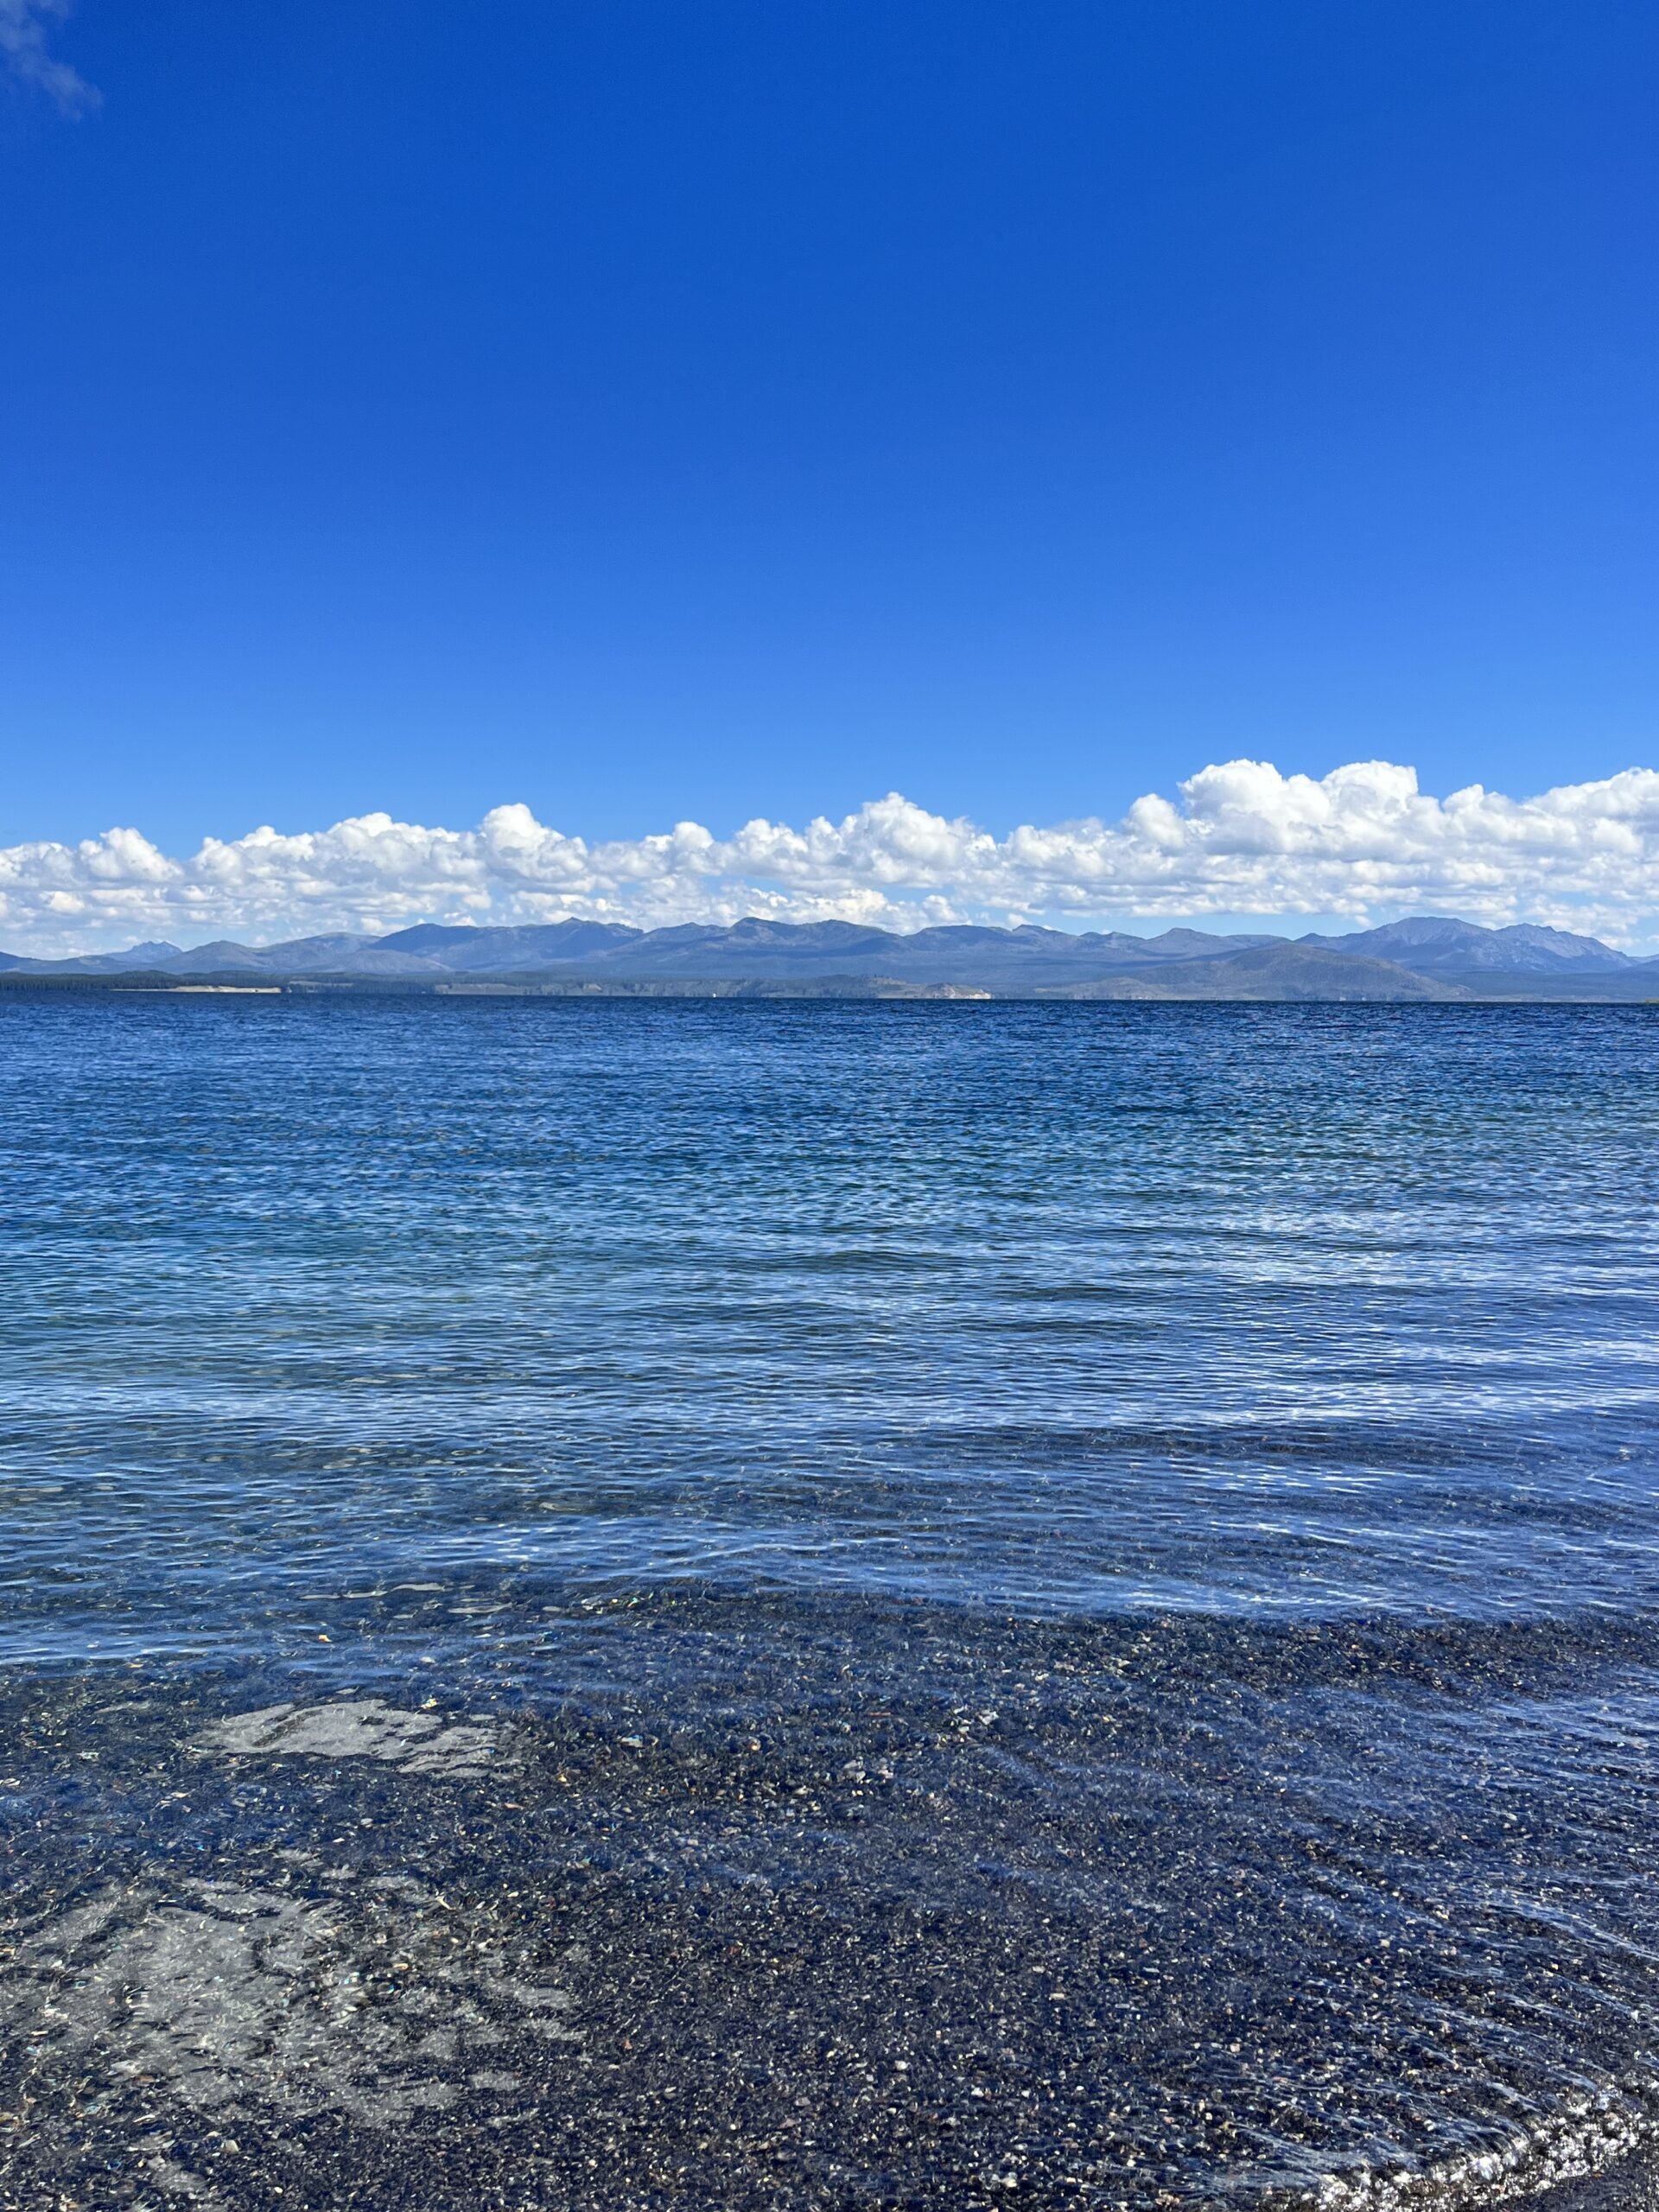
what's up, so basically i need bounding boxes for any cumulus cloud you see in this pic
[5,760,1659,957]
[0,0,96,111]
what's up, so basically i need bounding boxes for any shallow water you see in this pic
[2,998,1657,2209]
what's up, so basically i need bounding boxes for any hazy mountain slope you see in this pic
[156,935,385,975]
[1298,917,1639,972]
[372,920,644,970]
[509,918,1285,984]
[1047,944,1460,1001]
[0,940,183,975]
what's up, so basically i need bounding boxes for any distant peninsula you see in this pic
[3,914,1656,1001]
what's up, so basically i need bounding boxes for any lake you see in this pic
[3,997,1657,2210]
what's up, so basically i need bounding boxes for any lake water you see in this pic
[3,997,1658,2210]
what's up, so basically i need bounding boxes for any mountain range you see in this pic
[2,915,1656,999]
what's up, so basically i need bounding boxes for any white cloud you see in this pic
[5,760,1659,957]
[0,0,98,113]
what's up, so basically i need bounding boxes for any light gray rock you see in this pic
[195,1698,504,1777]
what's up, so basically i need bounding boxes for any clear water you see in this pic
[3,998,1658,2209]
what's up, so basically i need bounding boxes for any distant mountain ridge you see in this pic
[2,914,1655,999]
[1294,916,1641,973]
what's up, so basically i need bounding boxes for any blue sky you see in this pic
[2,0,1657,943]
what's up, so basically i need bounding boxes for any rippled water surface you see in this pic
[3,997,1658,2210]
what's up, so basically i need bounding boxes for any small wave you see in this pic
[1313,2082,1659,2212]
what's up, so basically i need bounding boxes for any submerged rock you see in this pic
[195,1698,505,1778]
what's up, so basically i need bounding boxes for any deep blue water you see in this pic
[3,998,1658,2210]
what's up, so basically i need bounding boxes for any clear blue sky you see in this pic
[3,0,1656,852]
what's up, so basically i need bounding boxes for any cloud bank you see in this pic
[6,760,1659,957]
[0,0,98,113]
